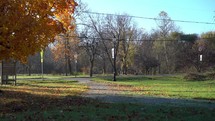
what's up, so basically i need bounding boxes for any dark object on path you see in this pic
[184,73,206,81]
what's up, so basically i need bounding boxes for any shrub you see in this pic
[184,73,206,81]
[206,72,215,80]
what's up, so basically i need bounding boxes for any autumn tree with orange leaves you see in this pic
[52,31,79,75]
[0,0,77,62]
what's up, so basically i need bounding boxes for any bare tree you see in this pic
[81,13,141,79]
[85,14,120,80]
[79,28,99,77]
[154,11,178,73]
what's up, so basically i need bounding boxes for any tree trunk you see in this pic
[90,59,94,77]
[68,58,72,75]
[102,58,106,74]
[122,56,128,75]
[156,54,161,74]
[28,63,31,76]
[90,61,93,77]
[163,41,170,74]
[65,58,68,76]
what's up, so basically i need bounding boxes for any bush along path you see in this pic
[73,78,215,108]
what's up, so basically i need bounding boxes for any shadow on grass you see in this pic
[0,89,215,121]
[99,76,154,81]
[89,87,215,93]
[96,75,183,82]
[0,90,92,114]
[16,81,79,87]
[86,93,214,106]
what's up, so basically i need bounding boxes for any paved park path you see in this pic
[72,78,215,108]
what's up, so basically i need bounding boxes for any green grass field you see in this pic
[0,75,215,121]
[17,74,88,80]
[94,75,215,100]
[1,100,214,121]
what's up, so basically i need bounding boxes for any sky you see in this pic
[81,0,215,34]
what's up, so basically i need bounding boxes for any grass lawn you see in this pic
[0,75,215,121]
[17,74,88,80]
[1,100,214,121]
[93,75,215,100]
[0,76,87,116]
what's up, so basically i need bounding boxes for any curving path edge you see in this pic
[72,77,215,108]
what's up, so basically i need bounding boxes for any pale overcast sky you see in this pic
[81,0,215,34]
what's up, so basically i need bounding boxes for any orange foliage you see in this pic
[0,0,77,62]
[51,30,79,62]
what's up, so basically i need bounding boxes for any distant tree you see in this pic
[200,31,215,71]
[154,11,178,73]
[16,46,66,75]
[133,32,160,74]
[51,31,79,76]
[16,53,40,75]
[134,50,160,75]
[176,33,198,72]
[117,16,137,75]
[86,14,118,80]
[79,29,100,77]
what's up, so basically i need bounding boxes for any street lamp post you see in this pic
[74,53,78,77]
[198,44,204,73]
[112,38,116,81]
[40,49,44,80]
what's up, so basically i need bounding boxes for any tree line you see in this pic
[15,1,215,78]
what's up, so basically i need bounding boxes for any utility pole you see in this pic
[65,34,68,76]
[40,49,44,80]
[198,43,204,73]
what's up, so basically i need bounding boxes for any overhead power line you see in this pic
[81,11,215,25]
[59,34,215,42]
